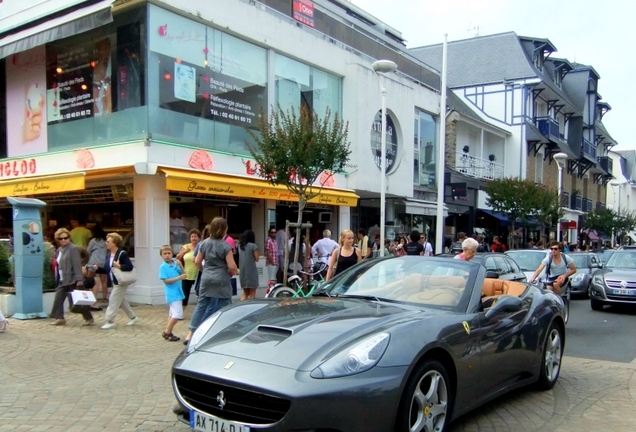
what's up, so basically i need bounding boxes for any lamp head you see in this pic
[371,60,398,74]
[553,152,568,167]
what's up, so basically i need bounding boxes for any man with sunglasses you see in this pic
[528,241,576,295]
[265,227,278,282]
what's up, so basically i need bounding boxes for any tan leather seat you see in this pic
[482,279,527,298]
[407,289,459,306]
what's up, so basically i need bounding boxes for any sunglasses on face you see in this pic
[58,236,69,240]
[551,247,560,251]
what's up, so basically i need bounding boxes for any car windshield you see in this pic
[567,254,589,268]
[605,252,636,269]
[596,250,614,264]
[505,251,546,271]
[321,257,474,311]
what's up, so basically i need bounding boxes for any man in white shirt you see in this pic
[419,233,434,257]
[312,230,339,264]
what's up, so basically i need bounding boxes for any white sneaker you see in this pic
[101,322,116,330]
[126,317,139,326]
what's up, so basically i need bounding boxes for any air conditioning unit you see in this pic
[318,212,332,224]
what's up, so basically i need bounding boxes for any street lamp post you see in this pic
[371,60,398,257]
[553,152,568,242]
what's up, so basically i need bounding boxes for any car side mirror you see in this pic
[598,263,604,269]
[485,271,499,279]
[485,295,523,319]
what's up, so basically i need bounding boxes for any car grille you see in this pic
[605,279,636,289]
[174,374,291,425]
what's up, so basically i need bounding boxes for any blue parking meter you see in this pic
[7,197,48,319]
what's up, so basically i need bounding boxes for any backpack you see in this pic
[546,253,570,279]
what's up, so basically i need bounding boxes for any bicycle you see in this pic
[532,279,571,324]
[267,260,328,299]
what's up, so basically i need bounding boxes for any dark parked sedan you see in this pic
[472,252,528,282]
[172,257,565,432]
[590,251,636,311]
[565,252,603,296]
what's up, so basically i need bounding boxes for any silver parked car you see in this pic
[565,252,603,297]
[590,251,636,311]
[505,249,549,280]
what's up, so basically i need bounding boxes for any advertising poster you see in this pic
[46,37,113,124]
[5,46,49,157]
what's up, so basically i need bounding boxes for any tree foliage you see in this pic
[484,177,562,246]
[246,105,351,281]
[582,208,636,244]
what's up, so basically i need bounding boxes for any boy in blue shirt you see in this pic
[159,245,186,341]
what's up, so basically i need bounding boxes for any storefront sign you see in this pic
[0,175,85,197]
[0,158,38,179]
[292,0,315,28]
[370,110,398,173]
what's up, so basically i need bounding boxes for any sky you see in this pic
[352,0,636,150]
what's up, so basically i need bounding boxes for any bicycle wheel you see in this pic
[269,286,297,298]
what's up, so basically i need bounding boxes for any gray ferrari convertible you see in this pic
[172,256,566,432]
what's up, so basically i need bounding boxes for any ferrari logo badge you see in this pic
[224,361,234,370]
[424,406,430,416]
[216,391,226,410]
[462,321,471,335]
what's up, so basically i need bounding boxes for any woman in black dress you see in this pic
[325,229,361,281]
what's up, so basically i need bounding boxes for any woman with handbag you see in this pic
[93,232,138,330]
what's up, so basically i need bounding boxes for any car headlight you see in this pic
[310,332,390,379]
[592,275,605,286]
[186,312,221,353]
[571,273,585,282]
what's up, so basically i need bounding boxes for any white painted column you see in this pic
[128,175,170,305]
[338,206,351,238]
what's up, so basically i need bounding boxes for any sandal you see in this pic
[0,320,6,333]
[162,332,180,342]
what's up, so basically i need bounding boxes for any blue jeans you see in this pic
[188,296,232,331]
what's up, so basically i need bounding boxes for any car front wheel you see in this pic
[395,359,452,432]
[590,298,604,311]
[536,322,563,391]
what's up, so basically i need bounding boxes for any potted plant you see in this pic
[489,154,496,162]
[462,145,470,153]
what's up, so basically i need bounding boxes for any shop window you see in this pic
[41,6,147,152]
[274,54,342,119]
[414,110,436,187]
[147,5,267,155]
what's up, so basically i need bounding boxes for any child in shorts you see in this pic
[159,245,186,342]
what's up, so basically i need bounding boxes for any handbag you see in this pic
[111,266,138,286]
[69,289,97,314]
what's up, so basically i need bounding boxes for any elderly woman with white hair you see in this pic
[453,237,479,261]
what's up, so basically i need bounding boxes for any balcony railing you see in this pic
[560,191,570,208]
[571,193,583,211]
[597,156,613,176]
[583,198,593,213]
[596,201,606,211]
[581,138,597,160]
[536,116,560,141]
[454,151,504,180]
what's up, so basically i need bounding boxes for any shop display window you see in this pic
[274,54,342,120]
[414,110,437,187]
[43,6,147,152]
[147,5,267,155]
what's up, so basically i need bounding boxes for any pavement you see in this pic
[1,303,635,432]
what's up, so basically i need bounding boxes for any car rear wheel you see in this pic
[590,298,604,311]
[395,359,452,432]
[269,286,297,298]
[536,322,563,391]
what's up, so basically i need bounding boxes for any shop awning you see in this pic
[0,173,85,197]
[162,168,358,207]
[0,0,114,59]
[582,229,600,241]
[629,232,636,243]
[479,209,509,223]
[400,199,448,217]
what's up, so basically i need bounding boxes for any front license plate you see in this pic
[611,289,636,296]
[190,409,250,432]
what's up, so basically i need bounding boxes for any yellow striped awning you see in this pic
[0,173,85,197]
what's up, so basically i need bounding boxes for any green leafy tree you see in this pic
[614,210,636,245]
[484,178,540,247]
[247,105,351,281]
[531,186,563,240]
[581,208,615,238]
